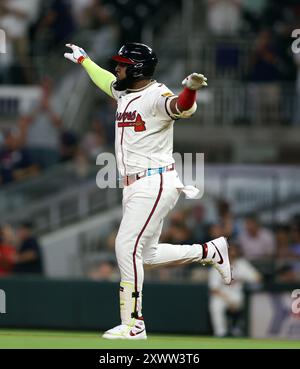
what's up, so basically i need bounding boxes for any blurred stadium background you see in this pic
[0,0,300,345]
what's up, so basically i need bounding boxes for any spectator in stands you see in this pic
[275,225,291,259]
[72,148,90,179]
[20,77,62,169]
[204,201,239,245]
[247,29,284,124]
[71,0,94,28]
[206,0,242,36]
[80,120,107,160]
[217,199,238,239]
[160,210,193,245]
[275,264,298,283]
[0,0,40,83]
[87,259,119,282]
[13,222,43,275]
[92,98,117,145]
[187,203,208,244]
[0,224,16,277]
[241,0,268,33]
[86,0,119,59]
[83,0,112,30]
[34,0,75,53]
[237,214,275,260]
[209,243,261,337]
[208,223,224,240]
[248,28,291,82]
[0,128,38,185]
[60,131,79,163]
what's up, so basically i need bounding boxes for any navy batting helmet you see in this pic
[112,43,158,79]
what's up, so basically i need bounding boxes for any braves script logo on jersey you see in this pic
[116,110,146,132]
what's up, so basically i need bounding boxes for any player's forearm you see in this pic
[171,89,197,113]
[82,59,116,98]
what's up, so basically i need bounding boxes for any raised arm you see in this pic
[64,44,116,98]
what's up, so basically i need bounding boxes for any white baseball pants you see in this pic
[115,170,205,324]
[209,293,243,337]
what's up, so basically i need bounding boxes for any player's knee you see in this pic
[142,245,157,265]
[143,258,153,266]
[142,253,155,265]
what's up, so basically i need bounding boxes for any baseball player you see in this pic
[64,42,232,340]
[209,244,261,337]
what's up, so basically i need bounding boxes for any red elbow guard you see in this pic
[177,88,197,111]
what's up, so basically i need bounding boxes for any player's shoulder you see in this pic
[148,81,176,98]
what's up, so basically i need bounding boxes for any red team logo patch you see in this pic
[117,110,146,132]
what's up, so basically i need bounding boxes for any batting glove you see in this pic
[182,73,208,90]
[64,44,89,64]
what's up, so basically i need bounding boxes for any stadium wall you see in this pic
[245,284,300,340]
[0,277,211,334]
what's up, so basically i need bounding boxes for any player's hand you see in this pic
[64,44,89,64]
[182,73,208,90]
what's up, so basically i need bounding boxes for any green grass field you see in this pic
[0,330,299,349]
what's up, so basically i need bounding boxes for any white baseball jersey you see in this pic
[111,81,177,176]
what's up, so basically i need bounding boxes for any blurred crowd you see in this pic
[0,0,178,84]
[0,0,299,84]
[0,0,119,84]
[0,222,43,277]
[0,0,299,187]
[206,0,300,126]
[0,0,300,279]
[3,198,300,283]
[0,77,116,186]
[87,199,300,284]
